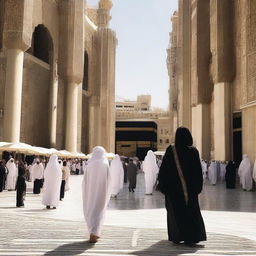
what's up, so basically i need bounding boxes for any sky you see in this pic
[87,0,178,109]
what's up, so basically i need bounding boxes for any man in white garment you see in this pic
[42,154,62,209]
[6,158,17,191]
[82,146,111,243]
[110,154,124,198]
[253,159,256,184]
[201,160,208,182]
[31,159,44,194]
[143,150,159,195]
[208,161,217,185]
[220,161,227,182]
[238,155,253,191]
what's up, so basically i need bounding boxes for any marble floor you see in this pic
[0,173,256,255]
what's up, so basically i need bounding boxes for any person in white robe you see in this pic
[238,155,253,191]
[31,159,44,194]
[110,154,124,198]
[42,154,62,209]
[253,159,256,183]
[201,160,208,182]
[143,150,159,195]
[220,162,227,182]
[82,146,111,243]
[6,158,17,190]
[208,161,217,185]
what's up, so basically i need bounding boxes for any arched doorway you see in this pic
[21,24,53,147]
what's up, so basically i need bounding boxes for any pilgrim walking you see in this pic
[127,159,138,192]
[143,150,159,195]
[82,146,111,243]
[0,160,6,192]
[238,155,253,191]
[158,127,206,245]
[60,160,70,200]
[42,154,62,209]
[16,163,26,207]
[225,161,236,189]
[32,159,44,194]
[110,154,124,198]
[6,158,17,191]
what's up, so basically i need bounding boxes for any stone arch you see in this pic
[20,24,54,147]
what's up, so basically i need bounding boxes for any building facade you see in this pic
[167,0,256,164]
[0,0,117,154]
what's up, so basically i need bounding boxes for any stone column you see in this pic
[192,104,211,160]
[3,49,24,142]
[190,0,211,160]
[49,62,58,148]
[177,0,191,129]
[2,0,33,142]
[65,81,79,153]
[210,0,234,160]
[213,82,231,160]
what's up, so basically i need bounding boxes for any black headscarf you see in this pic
[175,127,193,148]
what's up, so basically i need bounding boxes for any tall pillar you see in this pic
[213,82,231,160]
[65,81,79,153]
[177,0,191,129]
[210,0,234,160]
[94,0,117,153]
[192,104,210,160]
[49,62,58,148]
[2,0,33,142]
[3,49,24,142]
[190,0,211,160]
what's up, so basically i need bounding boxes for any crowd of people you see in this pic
[201,155,256,191]
[1,126,256,245]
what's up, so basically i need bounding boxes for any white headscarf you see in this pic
[110,154,124,195]
[82,146,111,236]
[238,155,253,191]
[143,150,159,194]
[88,146,108,163]
[42,154,62,207]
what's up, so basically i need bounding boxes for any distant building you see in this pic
[115,95,172,158]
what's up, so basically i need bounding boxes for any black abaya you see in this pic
[225,161,236,189]
[158,127,206,243]
[16,176,26,207]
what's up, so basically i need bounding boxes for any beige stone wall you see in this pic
[20,54,51,147]
[242,106,256,164]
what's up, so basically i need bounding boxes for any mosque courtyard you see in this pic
[0,173,256,256]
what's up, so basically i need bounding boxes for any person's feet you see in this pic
[89,234,99,243]
[46,205,50,209]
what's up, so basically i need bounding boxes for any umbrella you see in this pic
[0,142,39,155]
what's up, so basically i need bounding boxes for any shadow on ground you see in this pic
[44,241,94,256]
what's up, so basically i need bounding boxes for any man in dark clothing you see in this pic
[0,160,6,192]
[225,161,236,189]
[16,163,26,207]
[127,159,137,192]
[158,127,206,245]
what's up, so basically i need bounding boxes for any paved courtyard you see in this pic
[0,173,256,255]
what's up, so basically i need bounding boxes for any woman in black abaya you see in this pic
[158,127,206,244]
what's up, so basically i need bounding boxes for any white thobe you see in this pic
[42,155,62,207]
[208,161,217,185]
[31,163,44,181]
[143,150,159,194]
[201,160,208,181]
[82,146,111,236]
[253,160,256,183]
[238,156,253,191]
[220,162,227,182]
[6,159,17,190]
[110,155,124,196]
